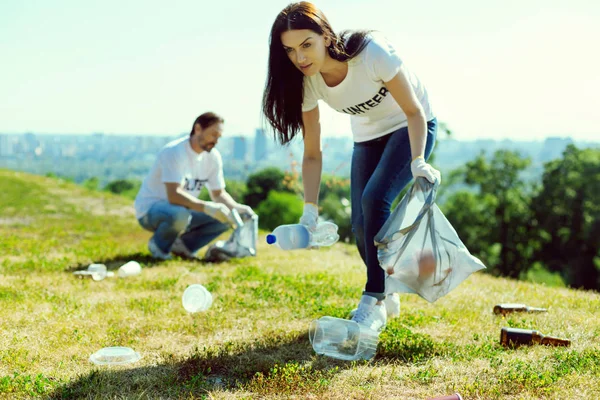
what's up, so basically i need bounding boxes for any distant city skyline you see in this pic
[2,131,593,189]
[1,0,599,141]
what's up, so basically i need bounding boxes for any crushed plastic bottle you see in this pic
[73,263,114,281]
[266,221,339,250]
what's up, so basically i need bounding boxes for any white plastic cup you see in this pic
[309,316,379,361]
[182,284,213,313]
[117,261,142,278]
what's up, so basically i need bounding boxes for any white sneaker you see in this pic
[384,293,400,318]
[350,293,400,319]
[148,237,172,260]
[351,295,387,332]
[170,237,198,259]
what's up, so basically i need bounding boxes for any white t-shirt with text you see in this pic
[134,136,226,219]
[302,32,434,142]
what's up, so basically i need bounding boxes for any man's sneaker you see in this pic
[148,237,172,260]
[351,295,387,332]
[384,293,400,318]
[350,293,400,319]
[171,237,198,260]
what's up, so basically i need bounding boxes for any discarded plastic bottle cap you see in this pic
[182,284,213,313]
[266,234,276,244]
[89,346,141,365]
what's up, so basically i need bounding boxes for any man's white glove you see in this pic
[234,204,256,219]
[410,157,441,184]
[204,202,234,226]
[299,203,319,232]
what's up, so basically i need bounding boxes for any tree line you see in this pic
[77,144,599,291]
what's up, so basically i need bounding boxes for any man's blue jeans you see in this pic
[351,119,438,298]
[137,200,229,254]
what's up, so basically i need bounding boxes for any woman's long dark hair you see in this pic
[262,1,371,145]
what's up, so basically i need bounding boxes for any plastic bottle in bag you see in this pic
[229,208,244,229]
[266,222,339,250]
[311,221,339,246]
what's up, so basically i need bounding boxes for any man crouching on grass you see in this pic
[134,112,255,260]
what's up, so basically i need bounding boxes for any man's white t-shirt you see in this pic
[134,136,226,219]
[302,32,434,143]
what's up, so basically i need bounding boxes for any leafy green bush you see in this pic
[244,167,292,209]
[104,179,141,200]
[255,191,303,230]
[198,179,247,203]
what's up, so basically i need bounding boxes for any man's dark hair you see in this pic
[190,112,224,136]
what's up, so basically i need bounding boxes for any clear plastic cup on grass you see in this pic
[117,261,142,278]
[182,284,213,313]
[309,316,379,361]
[89,346,141,366]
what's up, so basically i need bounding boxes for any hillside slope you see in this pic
[0,169,599,399]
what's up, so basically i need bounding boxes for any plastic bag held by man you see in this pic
[374,177,485,303]
[204,213,258,262]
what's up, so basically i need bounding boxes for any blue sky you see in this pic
[1,0,598,140]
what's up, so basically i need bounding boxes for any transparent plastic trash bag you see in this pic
[204,213,258,262]
[374,177,485,303]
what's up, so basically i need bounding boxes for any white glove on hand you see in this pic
[299,203,318,232]
[204,202,234,226]
[234,204,256,218]
[410,157,441,184]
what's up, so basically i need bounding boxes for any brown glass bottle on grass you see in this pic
[426,394,463,400]
[500,327,571,347]
[493,303,548,316]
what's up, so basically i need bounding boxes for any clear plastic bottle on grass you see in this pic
[73,263,114,281]
[266,222,339,250]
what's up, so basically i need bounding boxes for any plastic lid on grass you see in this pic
[182,284,213,313]
[89,346,141,366]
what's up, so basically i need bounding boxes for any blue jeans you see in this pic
[137,200,229,254]
[351,119,438,298]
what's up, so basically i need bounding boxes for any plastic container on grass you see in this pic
[73,263,114,281]
[89,346,141,365]
[182,284,213,313]
[117,261,142,278]
[266,222,339,250]
[308,316,379,361]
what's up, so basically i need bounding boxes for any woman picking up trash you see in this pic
[262,1,440,332]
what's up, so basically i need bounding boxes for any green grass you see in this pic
[521,262,566,288]
[1,168,599,399]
